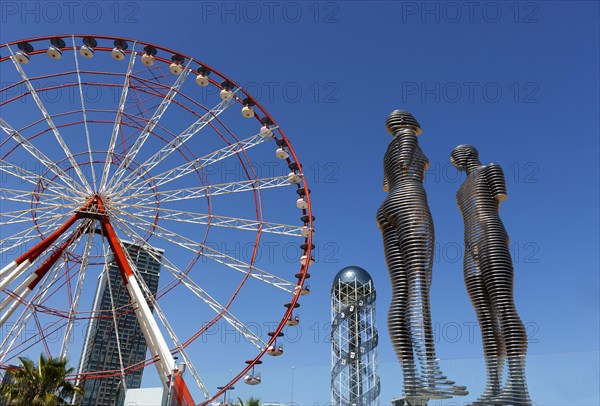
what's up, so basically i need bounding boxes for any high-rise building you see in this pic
[331,266,380,406]
[76,242,163,406]
[0,367,16,406]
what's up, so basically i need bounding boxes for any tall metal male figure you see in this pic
[377,110,467,405]
[451,145,531,405]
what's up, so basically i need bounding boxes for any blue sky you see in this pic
[0,1,598,405]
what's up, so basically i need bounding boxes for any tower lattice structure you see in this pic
[331,266,380,406]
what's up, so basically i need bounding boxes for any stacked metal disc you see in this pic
[377,110,467,400]
[451,144,531,406]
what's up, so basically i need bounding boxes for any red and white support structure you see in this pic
[0,196,193,404]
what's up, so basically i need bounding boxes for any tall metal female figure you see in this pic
[451,145,531,405]
[377,110,467,404]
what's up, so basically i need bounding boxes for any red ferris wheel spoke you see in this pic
[0,207,66,227]
[0,160,78,196]
[0,212,75,258]
[0,220,90,327]
[0,118,88,197]
[0,243,82,365]
[0,198,93,293]
[0,187,79,206]
[6,45,92,193]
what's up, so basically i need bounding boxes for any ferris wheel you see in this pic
[0,35,314,405]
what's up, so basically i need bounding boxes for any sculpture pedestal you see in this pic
[391,396,430,406]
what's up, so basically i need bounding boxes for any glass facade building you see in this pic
[76,243,163,406]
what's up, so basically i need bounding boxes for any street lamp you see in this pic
[291,366,295,405]
[217,385,235,406]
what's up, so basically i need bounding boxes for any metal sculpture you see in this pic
[451,145,531,405]
[376,110,467,405]
[331,266,381,406]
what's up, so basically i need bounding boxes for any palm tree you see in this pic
[248,398,261,406]
[0,354,82,405]
[237,396,260,406]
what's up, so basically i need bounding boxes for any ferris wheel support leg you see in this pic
[99,212,176,388]
[172,374,195,406]
[0,208,86,294]
[0,224,89,328]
